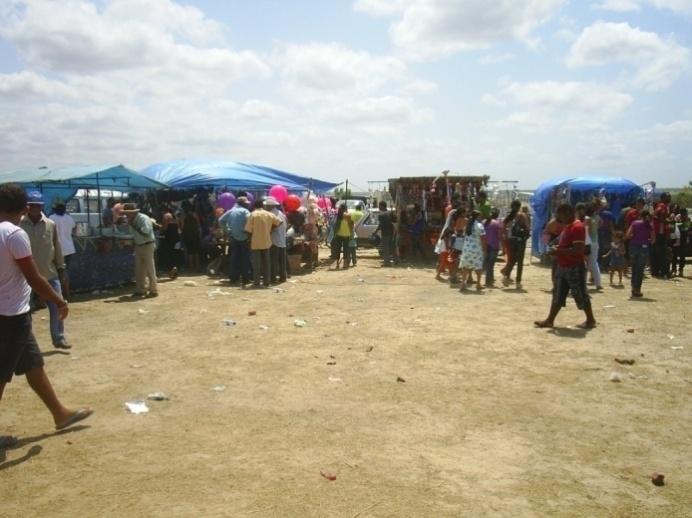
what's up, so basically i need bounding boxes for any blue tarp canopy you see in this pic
[530,176,643,256]
[0,164,169,209]
[140,159,339,192]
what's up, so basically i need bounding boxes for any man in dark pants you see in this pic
[652,192,672,278]
[219,196,252,285]
[245,199,282,287]
[375,201,397,266]
[264,197,288,283]
[535,203,597,330]
[1,184,93,449]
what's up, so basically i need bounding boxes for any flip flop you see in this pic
[56,408,93,430]
[0,435,18,449]
[576,322,597,329]
[534,321,554,328]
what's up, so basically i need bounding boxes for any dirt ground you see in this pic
[2,247,691,517]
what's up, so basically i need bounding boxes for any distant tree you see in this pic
[673,181,692,208]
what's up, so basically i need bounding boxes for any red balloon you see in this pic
[283,194,301,212]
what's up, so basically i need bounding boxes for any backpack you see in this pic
[511,216,529,240]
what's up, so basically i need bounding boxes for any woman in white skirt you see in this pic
[460,210,487,292]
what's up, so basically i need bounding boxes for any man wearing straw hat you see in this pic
[122,203,158,298]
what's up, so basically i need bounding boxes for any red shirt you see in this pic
[557,220,586,268]
[653,202,669,235]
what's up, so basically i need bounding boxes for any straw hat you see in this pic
[263,196,280,207]
[121,203,140,213]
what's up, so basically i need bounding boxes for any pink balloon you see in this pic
[268,185,288,203]
[317,198,327,209]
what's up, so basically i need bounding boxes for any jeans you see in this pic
[409,233,426,262]
[630,243,648,294]
[229,239,252,283]
[484,246,498,284]
[652,234,669,277]
[586,242,602,288]
[270,245,287,282]
[46,277,66,345]
[251,248,271,286]
[503,238,526,283]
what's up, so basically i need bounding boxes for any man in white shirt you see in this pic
[49,201,76,298]
[0,184,92,449]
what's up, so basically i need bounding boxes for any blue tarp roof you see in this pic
[140,159,338,192]
[529,176,643,256]
[0,164,169,210]
[0,164,168,190]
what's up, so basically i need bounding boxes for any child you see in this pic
[603,230,625,286]
[435,228,453,280]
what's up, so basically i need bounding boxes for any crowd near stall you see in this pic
[0,161,690,450]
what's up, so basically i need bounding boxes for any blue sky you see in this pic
[1,0,690,188]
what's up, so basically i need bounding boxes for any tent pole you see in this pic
[97,173,102,236]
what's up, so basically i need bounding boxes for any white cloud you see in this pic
[478,53,514,65]
[355,0,565,59]
[0,0,269,77]
[567,21,691,90]
[493,80,633,131]
[276,42,407,99]
[593,0,642,11]
[594,0,692,14]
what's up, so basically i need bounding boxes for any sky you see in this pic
[0,0,691,189]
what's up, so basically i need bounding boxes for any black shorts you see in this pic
[552,264,591,311]
[0,312,45,383]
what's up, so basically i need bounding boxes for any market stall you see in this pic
[529,176,644,257]
[0,164,169,292]
[389,172,490,257]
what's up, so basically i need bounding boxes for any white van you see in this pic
[62,189,127,235]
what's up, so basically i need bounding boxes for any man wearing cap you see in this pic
[264,197,288,283]
[245,199,282,287]
[122,203,158,298]
[19,191,70,349]
[218,196,252,285]
[1,184,93,447]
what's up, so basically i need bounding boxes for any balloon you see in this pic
[317,197,327,209]
[268,185,288,203]
[217,192,235,210]
[246,192,255,205]
[284,194,301,213]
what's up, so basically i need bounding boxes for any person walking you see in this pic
[626,210,655,298]
[535,203,596,329]
[49,200,76,299]
[123,203,158,298]
[19,191,70,349]
[1,184,92,449]
[219,197,252,285]
[459,210,487,292]
[501,200,530,289]
[245,199,282,287]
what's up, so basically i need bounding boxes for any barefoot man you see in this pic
[1,184,92,450]
[535,203,597,330]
